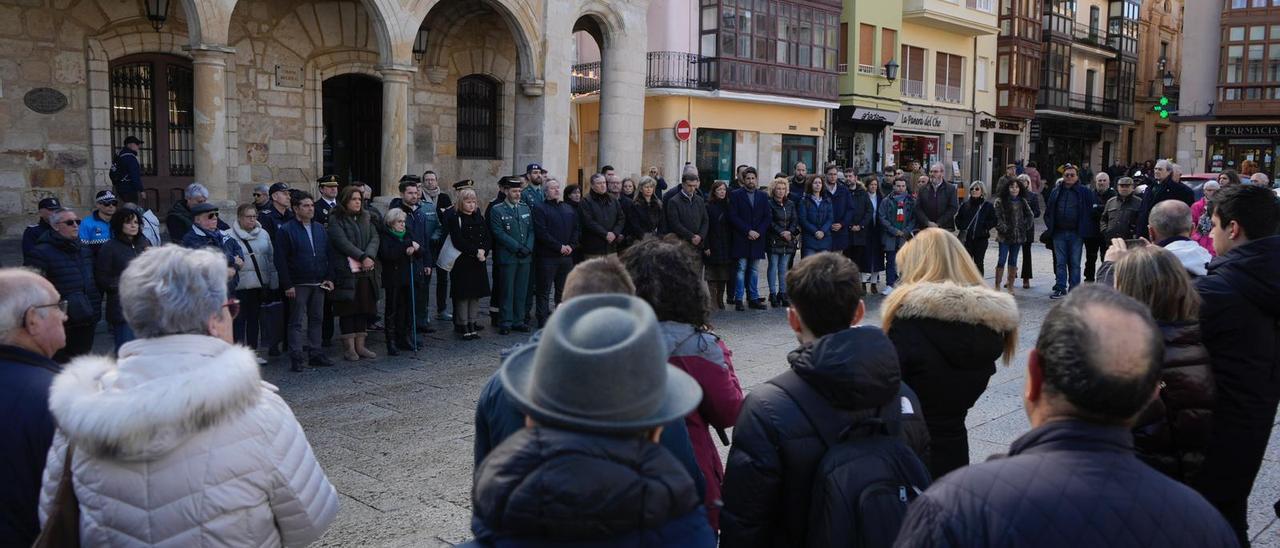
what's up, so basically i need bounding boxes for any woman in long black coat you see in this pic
[378,208,423,356]
[446,188,492,339]
[94,206,151,350]
[954,181,998,275]
[703,181,734,309]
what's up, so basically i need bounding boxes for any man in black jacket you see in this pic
[24,209,100,363]
[1193,183,1280,545]
[720,253,929,547]
[895,285,1237,548]
[1137,159,1195,238]
[914,163,959,230]
[21,197,62,257]
[530,179,579,327]
[578,173,625,258]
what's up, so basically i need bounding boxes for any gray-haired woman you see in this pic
[39,245,339,546]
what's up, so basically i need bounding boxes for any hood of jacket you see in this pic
[787,326,901,409]
[1206,235,1280,317]
[48,335,264,461]
[1163,238,1211,276]
[885,282,1019,368]
[472,426,702,542]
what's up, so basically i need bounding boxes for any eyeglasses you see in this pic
[100,201,119,207]
[222,298,241,319]
[61,219,80,226]
[31,300,68,314]
[203,213,219,220]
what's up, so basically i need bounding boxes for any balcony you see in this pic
[571,52,836,102]
[903,0,999,36]
[1037,90,1120,118]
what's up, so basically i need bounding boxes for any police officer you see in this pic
[489,176,534,335]
[521,163,546,208]
[315,175,340,225]
[259,182,294,239]
[22,197,63,256]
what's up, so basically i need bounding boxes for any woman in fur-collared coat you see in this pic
[880,228,1020,480]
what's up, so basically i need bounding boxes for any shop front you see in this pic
[980,115,1028,179]
[832,105,898,176]
[892,107,972,181]
[1031,115,1119,175]
[1205,124,1280,176]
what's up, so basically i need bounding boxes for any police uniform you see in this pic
[489,177,534,332]
[259,182,295,239]
[315,175,340,225]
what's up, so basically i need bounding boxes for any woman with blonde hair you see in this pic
[1113,245,1213,485]
[881,228,1020,478]
[764,177,799,306]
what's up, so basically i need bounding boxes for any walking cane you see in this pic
[408,254,419,353]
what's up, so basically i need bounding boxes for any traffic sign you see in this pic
[675,119,692,141]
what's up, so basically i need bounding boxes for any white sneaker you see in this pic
[880,285,894,296]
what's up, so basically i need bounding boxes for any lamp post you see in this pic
[413,27,429,62]
[877,60,899,94]
[146,0,169,31]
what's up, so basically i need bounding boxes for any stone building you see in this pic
[0,0,652,236]
[1129,0,1182,165]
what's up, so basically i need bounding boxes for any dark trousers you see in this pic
[321,294,334,344]
[412,274,431,326]
[56,323,96,363]
[1196,390,1280,546]
[233,288,263,349]
[1020,240,1034,280]
[535,256,573,326]
[288,285,324,362]
[964,239,988,274]
[925,412,971,480]
[1083,237,1108,282]
[384,284,414,348]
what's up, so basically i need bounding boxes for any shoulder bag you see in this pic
[436,215,463,272]
[33,443,80,547]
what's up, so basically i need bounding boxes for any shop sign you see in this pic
[24,88,67,114]
[1208,125,1280,138]
[850,107,900,125]
[274,65,304,89]
[897,112,944,131]
[978,117,1024,132]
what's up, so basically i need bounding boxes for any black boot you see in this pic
[386,339,400,356]
[769,293,778,307]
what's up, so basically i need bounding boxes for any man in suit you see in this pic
[314,175,340,225]
[728,167,772,311]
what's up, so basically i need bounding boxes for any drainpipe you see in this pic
[970,36,979,185]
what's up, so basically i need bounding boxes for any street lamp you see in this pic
[146,0,170,31]
[413,27,429,62]
[1162,70,1175,88]
[877,60,899,94]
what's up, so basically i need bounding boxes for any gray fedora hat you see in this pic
[499,294,703,434]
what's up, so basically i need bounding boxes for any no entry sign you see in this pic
[675,119,692,141]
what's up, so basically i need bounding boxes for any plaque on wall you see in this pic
[24,88,68,114]
[275,65,304,89]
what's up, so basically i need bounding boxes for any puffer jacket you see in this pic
[39,335,339,547]
[94,236,150,325]
[883,282,1019,479]
[24,231,101,326]
[720,327,930,548]
[230,222,278,291]
[766,198,799,254]
[660,321,743,530]
[994,196,1034,244]
[797,195,833,252]
[1133,321,1214,485]
[471,426,716,546]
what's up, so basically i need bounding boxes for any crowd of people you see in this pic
[2,146,1279,547]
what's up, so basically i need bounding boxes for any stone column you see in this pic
[378,65,414,197]
[191,45,234,201]
[597,28,648,178]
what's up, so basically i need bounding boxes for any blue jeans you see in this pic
[1052,231,1084,292]
[885,249,900,287]
[767,253,791,295]
[111,322,135,351]
[997,242,1021,268]
[735,258,761,301]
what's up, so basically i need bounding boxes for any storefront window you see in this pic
[696,128,736,191]
[893,134,941,174]
[782,135,818,176]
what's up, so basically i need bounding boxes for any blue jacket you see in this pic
[258,204,294,241]
[822,184,856,251]
[727,188,773,260]
[797,194,833,251]
[181,226,244,290]
[21,220,51,257]
[1045,183,1099,238]
[114,147,143,194]
[273,219,331,290]
[0,345,59,547]
[895,420,1239,548]
[78,211,111,253]
[531,200,580,259]
[24,231,101,325]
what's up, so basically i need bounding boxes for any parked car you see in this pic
[1181,173,1219,200]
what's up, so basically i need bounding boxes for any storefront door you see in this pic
[782,135,818,176]
[696,128,735,192]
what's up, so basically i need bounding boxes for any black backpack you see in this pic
[768,370,932,548]
[109,152,132,186]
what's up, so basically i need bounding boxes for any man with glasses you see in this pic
[251,183,271,210]
[1138,159,1195,238]
[274,192,335,372]
[23,209,100,362]
[915,162,959,230]
[0,269,67,546]
[180,203,245,292]
[79,189,118,256]
[1044,164,1098,299]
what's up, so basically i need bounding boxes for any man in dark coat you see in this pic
[23,209,100,363]
[274,192,335,372]
[112,135,144,204]
[530,179,579,327]
[728,167,772,310]
[165,182,226,240]
[314,175,340,226]
[821,163,856,253]
[1138,159,1196,238]
[0,270,65,546]
[1192,184,1280,545]
[665,173,709,249]
[259,182,295,240]
[719,253,929,547]
[21,197,62,257]
[578,173,625,258]
[788,161,809,197]
[895,285,1239,548]
[180,202,245,292]
[914,163,959,230]
[388,175,442,336]
[1044,165,1098,299]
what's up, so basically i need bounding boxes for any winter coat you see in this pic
[113,147,143,195]
[471,427,716,547]
[955,197,997,242]
[627,195,666,240]
[1132,321,1215,485]
[164,199,194,242]
[894,420,1239,548]
[78,211,111,253]
[797,195,833,252]
[181,225,245,290]
[447,209,492,300]
[1100,193,1143,240]
[727,188,773,260]
[327,210,381,302]
[994,196,1034,244]
[666,191,709,246]
[378,230,418,290]
[766,198,799,254]
[137,207,163,247]
[578,192,625,255]
[822,184,856,251]
[388,198,441,277]
[39,335,339,547]
[94,236,150,325]
[273,219,331,290]
[848,187,876,247]
[21,219,51,257]
[24,231,102,326]
[229,222,278,291]
[914,181,960,230]
[1190,198,1217,256]
[0,345,59,546]
[660,321,743,529]
[531,200,580,259]
[704,200,734,266]
[1088,187,1118,237]
[883,282,1019,479]
[719,327,931,548]
[879,193,918,252]
[258,204,294,242]
[1138,177,1197,237]
[1045,182,1100,237]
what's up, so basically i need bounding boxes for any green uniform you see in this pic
[490,200,534,328]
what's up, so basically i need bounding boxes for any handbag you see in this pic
[436,215,463,272]
[33,443,80,547]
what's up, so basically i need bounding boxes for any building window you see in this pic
[109,54,195,179]
[902,45,927,98]
[713,0,839,70]
[782,135,818,174]
[695,128,735,191]
[977,56,990,92]
[457,75,500,158]
[936,52,965,103]
[857,23,874,73]
[881,28,898,73]
[1220,17,1280,102]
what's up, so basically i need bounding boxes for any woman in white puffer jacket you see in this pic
[39,245,339,547]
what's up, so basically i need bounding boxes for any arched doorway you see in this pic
[108,53,195,211]
[322,74,382,194]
